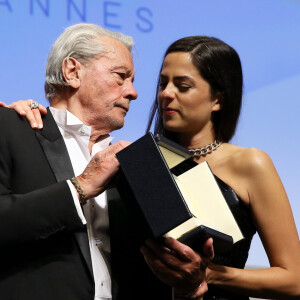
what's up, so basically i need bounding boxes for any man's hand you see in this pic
[74,141,130,199]
[140,237,214,299]
[0,99,47,129]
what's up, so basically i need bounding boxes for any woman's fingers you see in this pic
[4,99,47,128]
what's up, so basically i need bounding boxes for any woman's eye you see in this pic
[178,85,191,92]
[158,82,167,89]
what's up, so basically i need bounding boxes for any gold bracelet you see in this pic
[70,177,87,205]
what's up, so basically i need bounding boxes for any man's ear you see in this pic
[62,57,81,89]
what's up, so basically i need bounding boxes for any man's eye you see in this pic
[117,73,126,80]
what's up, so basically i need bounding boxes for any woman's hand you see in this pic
[140,237,214,299]
[0,99,47,129]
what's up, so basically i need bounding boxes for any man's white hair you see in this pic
[45,23,134,100]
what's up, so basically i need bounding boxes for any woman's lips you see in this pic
[163,108,177,115]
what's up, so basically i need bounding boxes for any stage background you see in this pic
[0,0,299,270]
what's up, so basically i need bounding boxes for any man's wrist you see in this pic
[70,177,87,205]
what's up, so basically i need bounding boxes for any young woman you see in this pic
[1,36,300,300]
[144,36,300,299]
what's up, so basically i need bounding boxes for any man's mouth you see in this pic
[115,103,129,113]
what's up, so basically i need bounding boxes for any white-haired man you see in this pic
[0,23,211,300]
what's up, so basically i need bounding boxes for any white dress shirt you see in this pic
[50,107,112,300]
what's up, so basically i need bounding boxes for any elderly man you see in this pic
[0,23,210,300]
[0,23,137,300]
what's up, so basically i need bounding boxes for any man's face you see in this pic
[76,37,137,134]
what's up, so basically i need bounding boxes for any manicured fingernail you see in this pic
[21,110,26,114]
[38,124,43,129]
[32,123,38,127]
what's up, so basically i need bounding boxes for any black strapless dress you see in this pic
[110,175,257,300]
[203,176,257,300]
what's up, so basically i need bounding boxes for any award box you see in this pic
[115,133,243,253]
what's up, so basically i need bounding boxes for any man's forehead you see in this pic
[98,36,131,55]
[95,37,134,70]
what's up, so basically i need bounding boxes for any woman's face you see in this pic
[158,52,221,135]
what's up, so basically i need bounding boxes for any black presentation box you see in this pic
[115,133,240,253]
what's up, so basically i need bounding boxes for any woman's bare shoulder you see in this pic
[219,144,277,183]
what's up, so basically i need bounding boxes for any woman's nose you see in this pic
[159,83,175,100]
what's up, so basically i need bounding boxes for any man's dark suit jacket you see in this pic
[0,107,95,300]
[0,107,171,300]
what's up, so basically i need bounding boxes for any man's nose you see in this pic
[126,82,138,101]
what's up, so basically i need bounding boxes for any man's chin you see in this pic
[110,119,125,131]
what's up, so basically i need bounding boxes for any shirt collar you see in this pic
[50,106,85,127]
[49,106,114,148]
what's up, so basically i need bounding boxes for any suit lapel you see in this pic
[35,109,74,182]
[36,108,94,278]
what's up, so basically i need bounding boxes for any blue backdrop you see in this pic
[0,0,299,267]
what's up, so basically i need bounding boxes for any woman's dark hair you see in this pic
[146,36,243,143]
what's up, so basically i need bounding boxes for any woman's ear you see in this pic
[62,57,81,89]
[212,93,223,112]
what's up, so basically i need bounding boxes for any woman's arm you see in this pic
[207,148,300,299]
[0,99,47,128]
